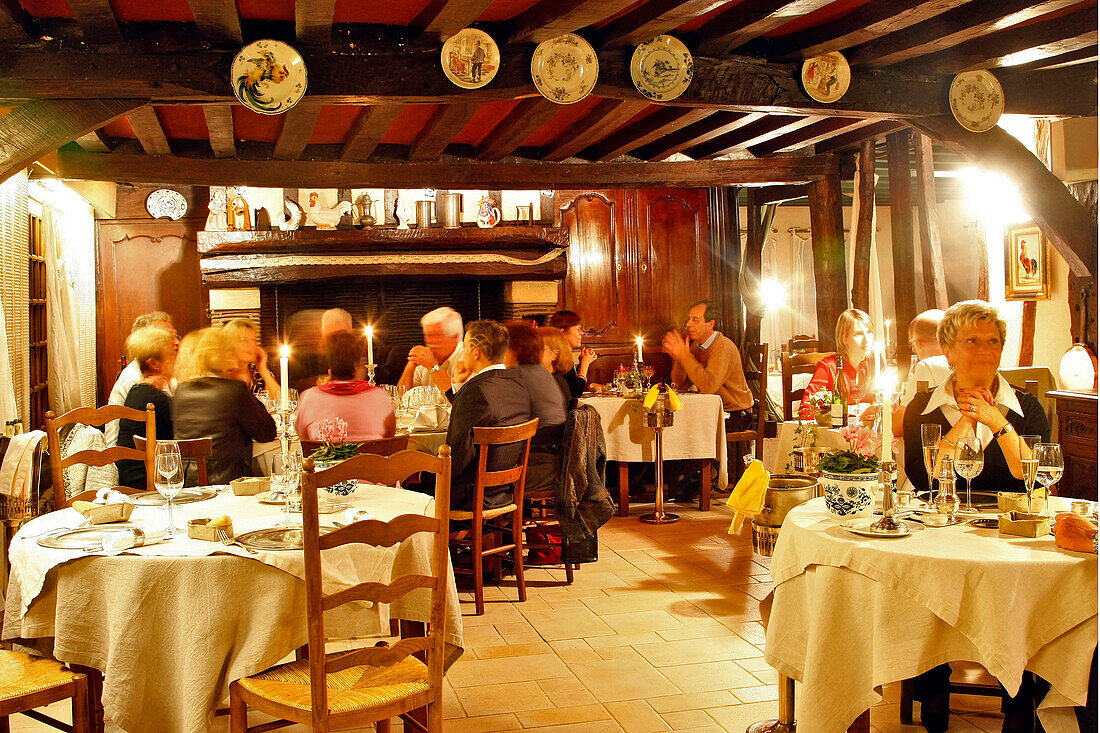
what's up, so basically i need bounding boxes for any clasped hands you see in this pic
[955,386,999,426]
[407,345,438,370]
[661,331,690,361]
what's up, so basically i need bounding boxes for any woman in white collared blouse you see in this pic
[902,300,1050,497]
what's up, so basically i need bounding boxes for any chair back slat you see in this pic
[788,335,819,354]
[781,350,833,421]
[730,343,769,441]
[60,446,146,469]
[479,465,525,489]
[300,435,409,458]
[299,446,451,729]
[468,418,539,521]
[321,575,435,611]
[133,436,212,485]
[317,515,438,551]
[65,486,143,504]
[49,404,147,428]
[472,419,539,445]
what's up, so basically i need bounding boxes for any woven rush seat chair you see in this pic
[0,650,92,732]
[229,447,452,732]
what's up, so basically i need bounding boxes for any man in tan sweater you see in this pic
[662,300,754,430]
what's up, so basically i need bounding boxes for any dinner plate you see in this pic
[130,487,217,506]
[630,35,693,102]
[949,70,1004,132]
[531,33,599,104]
[441,28,499,90]
[801,51,851,104]
[235,526,334,551]
[968,517,1000,529]
[841,518,923,538]
[256,491,288,505]
[37,525,145,551]
[230,39,308,115]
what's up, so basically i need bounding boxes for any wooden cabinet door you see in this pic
[557,190,636,344]
[636,189,711,340]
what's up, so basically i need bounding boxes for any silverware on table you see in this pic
[216,527,258,554]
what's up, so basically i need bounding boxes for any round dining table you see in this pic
[764,496,1097,733]
[2,484,464,733]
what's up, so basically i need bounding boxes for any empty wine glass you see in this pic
[920,424,941,502]
[953,434,984,512]
[154,441,184,535]
[1035,443,1064,515]
[256,389,271,413]
[1020,434,1041,513]
[286,388,299,414]
[274,447,303,529]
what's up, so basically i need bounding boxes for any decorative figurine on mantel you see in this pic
[394,195,413,229]
[305,192,352,230]
[278,196,305,231]
[476,194,501,228]
[226,186,252,231]
[206,186,228,231]
[354,193,376,228]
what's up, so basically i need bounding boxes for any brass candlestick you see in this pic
[869,460,903,533]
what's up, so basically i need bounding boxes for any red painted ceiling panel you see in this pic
[480,0,543,22]
[109,0,194,22]
[334,0,430,25]
[523,95,604,147]
[677,0,745,33]
[103,117,136,139]
[232,106,284,142]
[380,104,440,145]
[452,99,522,146]
[308,105,363,145]
[156,105,208,139]
[237,0,293,21]
[591,0,648,29]
[18,0,72,17]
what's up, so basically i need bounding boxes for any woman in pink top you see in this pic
[295,330,396,441]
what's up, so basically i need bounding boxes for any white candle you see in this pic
[880,387,892,461]
[884,319,892,355]
[365,326,375,365]
[279,344,289,413]
[635,337,643,363]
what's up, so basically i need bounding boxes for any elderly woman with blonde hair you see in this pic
[116,326,178,489]
[172,327,277,483]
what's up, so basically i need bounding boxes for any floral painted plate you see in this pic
[230,39,308,115]
[145,189,188,220]
[441,28,500,90]
[531,33,599,104]
[949,70,1004,132]
[801,51,851,104]
[630,35,693,102]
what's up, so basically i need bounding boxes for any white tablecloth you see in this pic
[771,420,912,490]
[765,497,1097,733]
[3,486,463,733]
[579,394,728,489]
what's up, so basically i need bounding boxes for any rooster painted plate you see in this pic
[231,39,308,115]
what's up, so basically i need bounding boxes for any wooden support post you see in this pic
[887,130,917,363]
[744,189,764,347]
[710,186,743,348]
[1019,301,1037,366]
[808,173,847,352]
[851,140,875,312]
[912,130,949,309]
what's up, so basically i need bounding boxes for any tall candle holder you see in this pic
[365,363,377,386]
[869,460,903,533]
[640,387,678,525]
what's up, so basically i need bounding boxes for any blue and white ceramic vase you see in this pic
[821,471,877,519]
[313,459,357,497]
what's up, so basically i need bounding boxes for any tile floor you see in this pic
[15,497,1011,732]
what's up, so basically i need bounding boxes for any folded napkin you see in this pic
[410,405,450,432]
[0,430,46,499]
[727,459,770,534]
[102,527,166,554]
[343,508,375,525]
[95,487,133,505]
[642,384,684,411]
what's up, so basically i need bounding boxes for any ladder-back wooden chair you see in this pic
[0,651,92,732]
[230,447,452,733]
[299,435,409,459]
[45,404,156,508]
[133,436,213,486]
[449,418,538,616]
[781,351,833,421]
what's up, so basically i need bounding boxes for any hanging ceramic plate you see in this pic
[630,35,693,102]
[441,28,500,90]
[949,70,1004,133]
[145,189,187,220]
[231,39,307,115]
[531,33,599,104]
[801,51,851,104]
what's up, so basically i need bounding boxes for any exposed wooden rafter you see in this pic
[635,112,763,160]
[510,0,638,44]
[912,130,949,309]
[600,0,728,49]
[476,98,560,162]
[341,104,403,160]
[587,108,715,162]
[695,0,835,56]
[689,115,820,159]
[814,120,907,154]
[747,117,872,157]
[411,0,495,41]
[887,130,918,362]
[850,141,875,312]
[542,99,649,162]
[273,104,322,161]
[0,0,36,42]
[74,129,112,153]
[186,0,242,45]
[202,105,235,159]
[67,0,123,43]
[408,102,478,162]
[296,0,336,44]
[127,105,172,156]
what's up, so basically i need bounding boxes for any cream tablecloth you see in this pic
[765,497,1097,733]
[3,486,464,733]
[579,394,728,489]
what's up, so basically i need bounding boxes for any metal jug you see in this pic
[438,193,462,228]
[415,200,434,228]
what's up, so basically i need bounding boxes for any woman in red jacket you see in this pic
[798,308,877,419]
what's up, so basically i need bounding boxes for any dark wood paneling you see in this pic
[637,189,710,339]
[1050,390,1098,501]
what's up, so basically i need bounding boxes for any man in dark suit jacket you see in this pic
[446,319,533,511]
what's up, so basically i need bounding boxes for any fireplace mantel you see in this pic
[197,225,570,285]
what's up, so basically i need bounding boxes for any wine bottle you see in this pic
[837,354,848,427]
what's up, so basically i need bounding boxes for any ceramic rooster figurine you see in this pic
[307,194,352,230]
[278,197,306,231]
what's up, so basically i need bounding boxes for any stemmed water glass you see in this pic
[1020,434,1041,513]
[273,445,304,529]
[934,453,959,518]
[953,433,984,513]
[1035,443,1064,515]
[154,441,184,535]
[920,424,941,503]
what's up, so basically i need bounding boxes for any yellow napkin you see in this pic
[642,384,684,411]
[727,459,770,534]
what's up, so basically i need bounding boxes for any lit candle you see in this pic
[636,337,644,363]
[365,325,375,365]
[878,368,895,462]
[279,344,289,413]
[884,319,892,355]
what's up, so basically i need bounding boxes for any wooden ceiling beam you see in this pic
[695,0,835,56]
[813,120,906,154]
[0,0,37,42]
[476,98,560,162]
[74,129,112,153]
[510,0,638,44]
[747,117,872,157]
[847,0,1084,68]
[587,107,715,161]
[1014,44,1097,70]
[202,104,235,158]
[296,0,336,44]
[600,0,728,49]
[0,99,142,185]
[542,99,649,162]
[689,115,819,159]
[635,112,763,160]
[127,105,172,156]
[67,0,123,43]
[341,104,403,160]
[411,0,495,41]
[408,102,479,162]
[272,104,322,161]
[55,149,843,188]
[186,0,242,45]
[768,0,973,61]
[904,7,1098,75]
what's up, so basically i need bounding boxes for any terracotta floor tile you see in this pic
[730,684,779,704]
[569,657,682,702]
[519,721,624,733]
[703,701,783,731]
[547,639,603,665]
[735,656,773,673]
[633,635,761,667]
[441,713,523,732]
[493,621,546,644]
[657,620,734,641]
[661,709,719,730]
[585,631,663,650]
[536,675,599,707]
[659,660,761,691]
[518,606,617,641]
[604,699,671,732]
[452,680,555,717]
[648,690,739,714]
[472,641,553,659]
[515,703,612,727]
[599,609,686,634]
[447,653,572,688]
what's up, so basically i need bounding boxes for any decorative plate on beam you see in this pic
[949,70,1004,133]
[441,29,500,90]
[800,52,851,104]
[230,40,308,115]
[630,35,693,102]
[531,33,599,104]
[145,188,187,220]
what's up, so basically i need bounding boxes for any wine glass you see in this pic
[1035,443,1064,515]
[642,365,656,390]
[1019,434,1041,513]
[154,441,184,535]
[920,424,942,503]
[286,388,299,414]
[256,389,271,413]
[954,434,984,512]
[933,453,959,518]
[274,446,304,529]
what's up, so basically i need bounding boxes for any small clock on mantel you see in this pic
[145,189,188,220]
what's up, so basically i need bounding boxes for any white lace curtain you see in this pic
[42,205,82,414]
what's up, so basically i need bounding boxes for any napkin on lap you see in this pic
[410,405,450,432]
[727,459,770,534]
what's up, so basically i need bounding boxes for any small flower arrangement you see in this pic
[818,450,880,475]
[840,423,876,458]
[807,390,837,413]
[308,417,362,462]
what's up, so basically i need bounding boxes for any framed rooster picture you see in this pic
[1004,222,1051,300]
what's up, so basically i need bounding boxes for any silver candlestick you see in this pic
[366,362,377,386]
[869,460,902,533]
[640,388,678,525]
